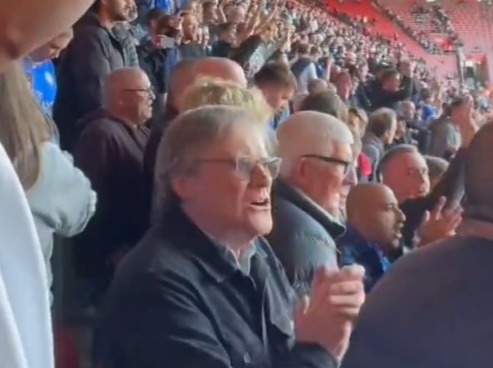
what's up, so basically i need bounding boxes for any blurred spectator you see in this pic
[362,107,397,174]
[211,22,236,57]
[253,62,297,129]
[368,64,413,110]
[54,0,136,152]
[429,95,472,160]
[299,90,348,122]
[425,155,449,190]
[73,68,153,303]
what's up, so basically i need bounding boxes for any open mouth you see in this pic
[250,198,270,208]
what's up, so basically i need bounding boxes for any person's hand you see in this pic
[295,265,366,362]
[418,197,462,246]
[458,114,478,148]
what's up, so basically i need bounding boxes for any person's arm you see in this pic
[27,142,97,237]
[104,271,337,368]
[0,0,93,69]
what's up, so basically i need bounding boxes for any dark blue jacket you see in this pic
[96,205,337,368]
[338,226,391,293]
[266,180,344,298]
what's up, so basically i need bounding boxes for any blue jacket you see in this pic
[339,226,391,292]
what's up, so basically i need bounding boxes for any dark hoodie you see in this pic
[53,11,129,152]
[72,109,150,279]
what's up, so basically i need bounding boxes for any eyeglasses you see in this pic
[194,156,282,181]
[302,154,351,174]
[122,86,155,96]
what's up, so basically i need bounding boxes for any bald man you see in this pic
[266,111,354,297]
[341,124,492,368]
[73,67,153,292]
[339,183,405,292]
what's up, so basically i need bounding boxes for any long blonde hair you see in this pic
[0,62,49,189]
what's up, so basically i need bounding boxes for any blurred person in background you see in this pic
[362,108,397,175]
[368,62,413,110]
[429,95,472,160]
[54,0,137,152]
[253,62,297,129]
[73,68,153,305]
[425,155,449,190]
[211,22,237,57]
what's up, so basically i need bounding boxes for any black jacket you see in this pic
[367,76,413,111]
[73,109,150,278]
[96,205,337,368]
[266,180,344,298]
[53,12,129,152]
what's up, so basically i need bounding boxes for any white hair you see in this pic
[276,111,353,176]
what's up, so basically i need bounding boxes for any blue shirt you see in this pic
[269,106,290,130]
[339,226,391,292]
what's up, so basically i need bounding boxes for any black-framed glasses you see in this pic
[302,154,351,174]
[195,156,282,181]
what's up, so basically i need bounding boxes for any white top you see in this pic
[0,143,54,368]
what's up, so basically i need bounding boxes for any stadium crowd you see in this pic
[2,0,493,367]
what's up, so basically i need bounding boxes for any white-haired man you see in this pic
[266,111,355,297]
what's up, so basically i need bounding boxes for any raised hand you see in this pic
[295,265,365,362]
[418,196,462,246]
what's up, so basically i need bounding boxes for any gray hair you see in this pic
[152,105,269,218]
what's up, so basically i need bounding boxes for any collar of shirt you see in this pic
[202,231,257,275]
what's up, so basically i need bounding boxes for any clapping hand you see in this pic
[295,265,365,362]
[418,196,462,246]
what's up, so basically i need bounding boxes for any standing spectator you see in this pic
[429,95,472,160]
[73,68,153,304]
[291,43,318,102]
[253,62,296,129]
[53,0,135,152]
[362,108,397,174]
[368,62,413,110]
[179,13,206,59]
[211,22,236,57]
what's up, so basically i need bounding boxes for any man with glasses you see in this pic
[72,67,153,306]
[266,111,355,298]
